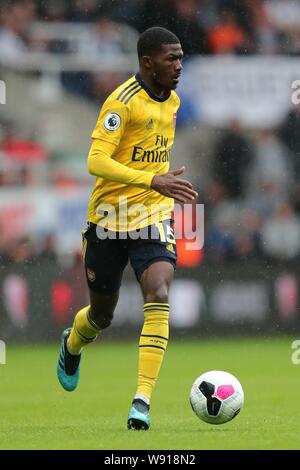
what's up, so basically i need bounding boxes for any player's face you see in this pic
[151,43,183,91]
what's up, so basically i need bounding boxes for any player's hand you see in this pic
[151,166,198,203]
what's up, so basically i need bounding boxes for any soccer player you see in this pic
[57,26,197,430]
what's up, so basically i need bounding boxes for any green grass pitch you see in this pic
[0,337,299,449]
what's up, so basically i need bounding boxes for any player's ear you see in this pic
[142,55,153,70]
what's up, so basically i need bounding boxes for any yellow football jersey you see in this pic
[87,73,180,231]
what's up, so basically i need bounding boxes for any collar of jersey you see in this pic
[135,73,171,103]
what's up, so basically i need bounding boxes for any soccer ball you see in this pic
[190,370,244,425]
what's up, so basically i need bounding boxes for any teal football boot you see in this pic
[127,399,150,430]
[57,328,81,392]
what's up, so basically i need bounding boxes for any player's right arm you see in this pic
[88,138,154,189]
[89,143,197,202]
[151,167,198,203]
[88,101,154,189]
[88,99,197,202]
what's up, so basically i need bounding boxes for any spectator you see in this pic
[137,0,208,56]
[279,102,300,179]
[68,0,97,22]
[135,0,171,33]
[213,119,253,198]
[77,15,126,57]
[8,236,35,265]
[0,121,48,186]
[232,208,262,259]
[247,128,293,200]
[37,0,69,22]
[250,0,280,54]
[207,9,252,54]
[0,0,35,60]
[168,0,208,56]
[261,202,300,260]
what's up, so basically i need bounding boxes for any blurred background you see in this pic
[1,0,300,342]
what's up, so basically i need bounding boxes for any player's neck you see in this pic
[138,71,169,99]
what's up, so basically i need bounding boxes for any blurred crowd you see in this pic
[204,111,300,263]
[2,106,300,265]
[3,0,300,57]
[2,1,300,99]
[2,0,300,265]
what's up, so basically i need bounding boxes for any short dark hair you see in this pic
[137,27,180,61]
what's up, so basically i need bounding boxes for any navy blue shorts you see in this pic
[82,220,177,294]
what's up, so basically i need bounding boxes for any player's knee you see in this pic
[89,309,113,330]
[144,283,169,304]
[98,315,113,329]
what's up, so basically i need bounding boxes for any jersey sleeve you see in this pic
[91,98,130,147]
[88,138,155,190]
